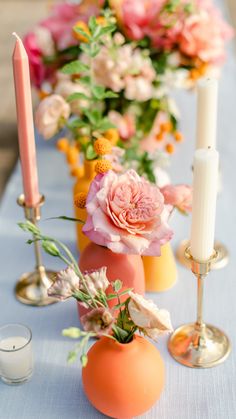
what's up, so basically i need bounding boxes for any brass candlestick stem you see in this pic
[176,239,229,270]
[16,194,58,306]
[168,247,231,368]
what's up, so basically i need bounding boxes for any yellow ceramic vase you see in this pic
[143,242,177,292]
[73,160,97,252]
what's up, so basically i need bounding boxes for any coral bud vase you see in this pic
[82,335,165,419]
[78,242,145,316]
[143,242,178,292]
[73,160,97,252]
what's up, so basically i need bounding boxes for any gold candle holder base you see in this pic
[168,323,231,368]
[17,194,58,307]
[176,239,229,270]
[168,248,231,368]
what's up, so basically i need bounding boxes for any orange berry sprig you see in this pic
[74,192,87,209]
[95,159,112,174]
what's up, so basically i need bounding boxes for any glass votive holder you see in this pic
[0,323,33,385]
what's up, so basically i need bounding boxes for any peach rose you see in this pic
[179,10,234,64]
[160,184,192,214]
[83,169,173,255]
[35,94,70,139]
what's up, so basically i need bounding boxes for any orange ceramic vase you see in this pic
[73,160,97,252]
[82,335,165,419]
[143,242,178,292]
[78,242,145,315]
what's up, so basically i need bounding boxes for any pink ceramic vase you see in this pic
[78,242,145,317]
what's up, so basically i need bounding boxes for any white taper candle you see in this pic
[190,148,219,261]
[196,78,218,149]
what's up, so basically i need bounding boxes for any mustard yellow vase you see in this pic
[143,243,178,292]
[73,160,97,252]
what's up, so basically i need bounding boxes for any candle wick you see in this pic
[13,345,15,350]
[12,32,21,42]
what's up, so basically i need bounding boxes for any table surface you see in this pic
[1,2,236,419]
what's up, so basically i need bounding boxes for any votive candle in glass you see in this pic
[0,323,33,385]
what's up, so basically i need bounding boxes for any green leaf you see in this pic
[118,288,133,297]
[106,293,118,301]
[61,60,89,75]
[46,216,85,224]
[79,76,91,86]
[88,16,97,32]
[91,85,105,100]
[84,109,101,125]
[99,25,116,36]
[113,279,122,293]
[114,302,126,310]
[90,44,101,58]
[85,143,97,160]
[67,92,90,102]
[67,119,89,129]
[103,91,119,99]
[97,118,115,131]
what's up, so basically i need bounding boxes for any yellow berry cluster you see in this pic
[155,121,184,154]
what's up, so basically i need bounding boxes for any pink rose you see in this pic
[35,94,70,139]
[161,184,192,214]
[83,169,173,256]
[179,10,234,64]
[117,0,164,41]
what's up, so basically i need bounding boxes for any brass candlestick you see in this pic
[176,239,229,270]
[16,194,58,306]
[168,247,231,368]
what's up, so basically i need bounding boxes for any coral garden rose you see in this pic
[35,94,70,139]
[161,184,192,213]
[83,169,173,255]
[128,291,173,340]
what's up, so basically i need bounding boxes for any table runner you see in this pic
[1,2,236,418]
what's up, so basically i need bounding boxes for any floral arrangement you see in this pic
[18,219,172,366]
[25,0,233,182]
[74,168,192,254]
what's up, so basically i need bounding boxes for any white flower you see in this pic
[128,292,173,341]
[82,267,110,297]
[55,80,89,115]
[34,26,55,57]
[35,94,70,140]
[48,267,80,300]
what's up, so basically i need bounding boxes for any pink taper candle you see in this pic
[12,33,40,207]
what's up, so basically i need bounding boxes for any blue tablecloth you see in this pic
[1,3,236,419]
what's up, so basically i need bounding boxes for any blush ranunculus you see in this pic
[83,169,173,255]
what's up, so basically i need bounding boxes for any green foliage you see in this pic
[61,60,89,75]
